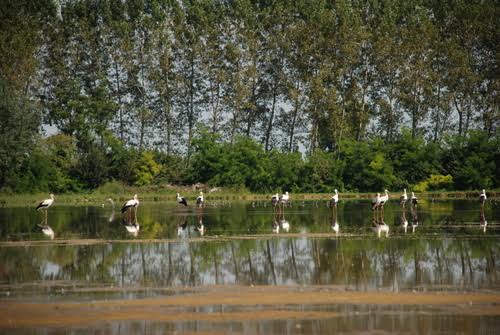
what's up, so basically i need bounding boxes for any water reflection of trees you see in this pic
[1,237,497,292]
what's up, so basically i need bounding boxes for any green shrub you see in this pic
[414,174,453,192]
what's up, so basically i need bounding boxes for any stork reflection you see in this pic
[122,216,139,237]
[410,200,419,233]
[106,198,116,223]
[271,210,290,234]
[280,214,290,233]
[37,223,54,240]
[177,214,189,238]
[480,201,487,233]
[195,207,205,236]
[372,206,389,237]
[400,207,409,234]
[331,205,339,235]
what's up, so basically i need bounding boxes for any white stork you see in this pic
[196,191,204,207]
[271,193,279,207]
[36,194,55,211]
[371,193,381,211]
[330,189,339,207]
[379,189,389,208]
[177,193,188,206]
[280,191,290,206]
[400,189,407,206]
[121,194,139,213]
[479,189,487,204]
[411,192,418,206]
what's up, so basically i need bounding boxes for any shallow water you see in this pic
[0,199,497,240]
[0,199,498,334]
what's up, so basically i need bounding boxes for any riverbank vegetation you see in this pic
[1,0,498,195]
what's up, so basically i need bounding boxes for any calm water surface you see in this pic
[0,199,498,334]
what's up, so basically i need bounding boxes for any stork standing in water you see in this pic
[36,194,55,211]
[280,192,290,210]
[196,191,204,207]
[271,193,279,208]
[371,193,381,211]
[400,189,408,207]
[479,189,487,205]
[330,189,339,207]
[379,189,389,212]
[36,194,55,223]
[121,194,139,222]
[411,192,418,208]
[177,193,188,207]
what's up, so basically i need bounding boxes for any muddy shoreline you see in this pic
[1,285,499,328]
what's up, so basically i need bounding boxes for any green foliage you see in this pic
[301,150,341,193]
[74,144,109,189]
[414,174,453,192]
[94,180,129,195]
[0,1,498,194]
[215,137,271,192]
[442,131,498,190]
[130,151,162,186]
[189,129,224,184]
[268,150,303,193]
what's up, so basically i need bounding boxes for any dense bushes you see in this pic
[1,129,497,194]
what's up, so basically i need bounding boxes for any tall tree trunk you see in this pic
[412,78,419,139]
[454,95,464,138]
[264,82,277,151]
[265,240,277,285]
[288,79,302,152]
[187,53,195,166]
[433,82,441,142]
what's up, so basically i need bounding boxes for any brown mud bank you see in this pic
[1,285,499,328]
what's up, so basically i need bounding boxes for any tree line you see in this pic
[0,0,498,193]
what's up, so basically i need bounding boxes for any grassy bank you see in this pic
[0,182,498,207]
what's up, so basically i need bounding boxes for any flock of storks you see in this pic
[34,188,489,238]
